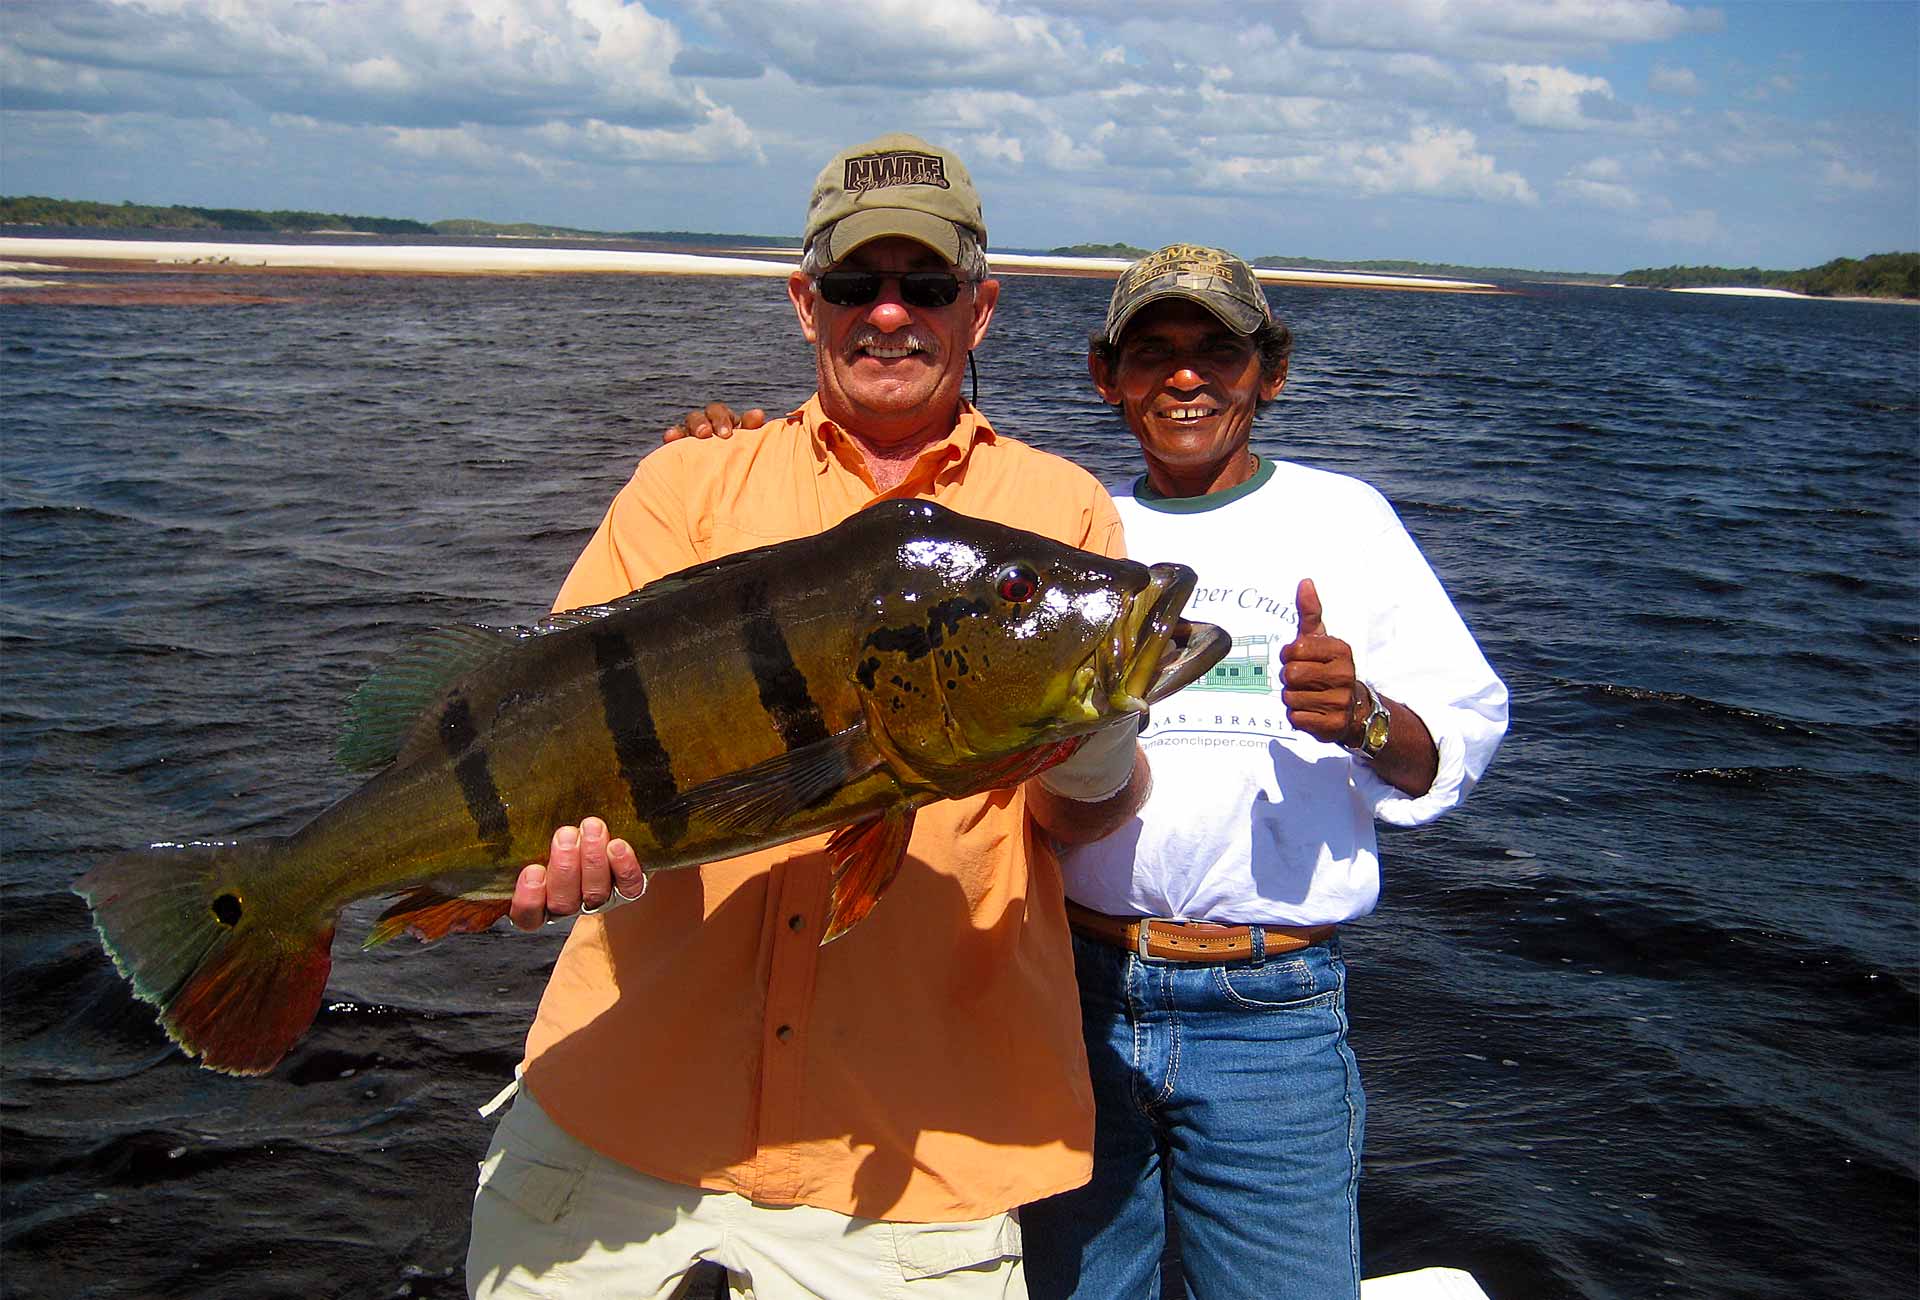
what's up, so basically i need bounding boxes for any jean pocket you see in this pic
[1213,955,1339,1012]
[890,1212,1022,1280]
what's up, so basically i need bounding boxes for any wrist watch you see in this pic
[1350,683,1391,759]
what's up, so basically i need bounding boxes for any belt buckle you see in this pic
[1136,918,1155,960]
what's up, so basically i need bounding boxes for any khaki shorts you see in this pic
[466,1084,1027,1300]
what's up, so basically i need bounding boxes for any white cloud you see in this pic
[1195,122,1542,204]
[1820,160,1880,192]
[1560,177,1639,210]
[1743,72,1799,103]
[1298,0,1722,59]
[1352,124,1539,201]
[1492,63,1620,129]
[1649,62,1699,95]
[5,0,697,128]
[684,0,1102,94]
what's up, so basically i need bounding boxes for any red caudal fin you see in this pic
[73,840,335,1076]
[820,806,916,944]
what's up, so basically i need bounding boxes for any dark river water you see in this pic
[2,248,1915,1299]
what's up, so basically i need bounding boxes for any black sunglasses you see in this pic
[815,269,967,309]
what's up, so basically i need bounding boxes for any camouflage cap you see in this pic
[803,132,987,265]
[1102,243,1273,343]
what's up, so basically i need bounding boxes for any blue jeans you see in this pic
[1024,930,1365,1300]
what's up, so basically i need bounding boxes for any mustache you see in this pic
[843,328,941,362]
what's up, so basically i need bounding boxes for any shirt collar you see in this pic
[801,394,997,493]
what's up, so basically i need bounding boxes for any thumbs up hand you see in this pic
[1279,578,1364,746]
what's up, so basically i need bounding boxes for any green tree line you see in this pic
[0,196,433,236]
[1619,252,1919,298]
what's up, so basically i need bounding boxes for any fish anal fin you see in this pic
[820,806,915,944]
[661,727,879,837]
[365,887,513,949]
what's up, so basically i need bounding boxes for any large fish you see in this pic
[75,499,1228,1075]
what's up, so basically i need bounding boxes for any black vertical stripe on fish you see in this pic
[589,629,685,846]
[739,578,831,751]
[438,692,511,850]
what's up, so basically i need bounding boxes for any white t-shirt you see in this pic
[1059,457,1509,927]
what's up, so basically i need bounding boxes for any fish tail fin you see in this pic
[821,806,916,944]
[73,840,335,1076]
[364,886,513,949]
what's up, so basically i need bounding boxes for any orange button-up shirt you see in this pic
[520,396,1126,1223]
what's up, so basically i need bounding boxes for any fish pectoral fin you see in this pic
[821,806,915,944]
[655,726,880,837]
[908,737,1087,797]
[364,886,513,949]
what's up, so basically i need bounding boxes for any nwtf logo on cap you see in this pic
[845,150,951,194]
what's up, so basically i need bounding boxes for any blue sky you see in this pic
[3,0,1914,273]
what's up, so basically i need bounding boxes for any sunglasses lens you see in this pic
[900,273,962,307]
[817,271,881,306]
[816,271,964,308]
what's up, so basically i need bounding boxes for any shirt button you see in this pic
[787,914,805,932]
[775,1025,794,1042]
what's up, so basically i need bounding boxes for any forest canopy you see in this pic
[1619,252,1918,298]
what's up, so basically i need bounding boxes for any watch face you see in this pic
[1364,712,1390,754]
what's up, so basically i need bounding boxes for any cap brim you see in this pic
[1107,284,1266,342]
[824,208,963,264]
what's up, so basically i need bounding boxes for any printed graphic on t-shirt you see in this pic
[1189,634,1275,693]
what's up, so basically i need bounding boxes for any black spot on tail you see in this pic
[212,894,243,926]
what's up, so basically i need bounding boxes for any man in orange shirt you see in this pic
[465,134,1146,1300]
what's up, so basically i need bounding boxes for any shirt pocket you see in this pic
[890,1212,1022,1280]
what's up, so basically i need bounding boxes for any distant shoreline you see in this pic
[7,238,1906,306]
[0,236,1506,296]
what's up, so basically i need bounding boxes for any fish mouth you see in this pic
[1098,563,1231,715]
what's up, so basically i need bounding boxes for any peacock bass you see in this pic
[75,499,1229,1075]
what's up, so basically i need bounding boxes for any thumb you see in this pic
[1295,578,1324,638]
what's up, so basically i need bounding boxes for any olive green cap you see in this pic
[803,132,986,265]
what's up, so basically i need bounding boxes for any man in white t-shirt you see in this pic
[1018,244,1508,1299]
[658,243,1508,1298]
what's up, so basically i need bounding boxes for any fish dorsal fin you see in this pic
[336,624,523,771]
[554,540,808,624]
[655,726,882,837]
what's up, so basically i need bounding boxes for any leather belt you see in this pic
[1066,901,1335,963]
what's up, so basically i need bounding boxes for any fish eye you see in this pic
[996,565,1040,603]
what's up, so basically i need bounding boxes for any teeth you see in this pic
[1165,407,1212,420]
[855,336,926,359]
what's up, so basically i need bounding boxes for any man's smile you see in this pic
[847,330,936,362]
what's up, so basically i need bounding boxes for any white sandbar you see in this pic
[0,237,1503,293]
[1670,285,1809,298]
[0,237,796,277]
